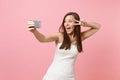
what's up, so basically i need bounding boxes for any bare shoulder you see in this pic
[41,32,63,43]
[53,32,63,36]
[54,32,63,43]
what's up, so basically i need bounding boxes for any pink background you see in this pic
[0,0,120,80]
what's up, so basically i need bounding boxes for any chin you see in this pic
[67,31,73,35]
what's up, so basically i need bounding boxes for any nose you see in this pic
[65,22,69,26]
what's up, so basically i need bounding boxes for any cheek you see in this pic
[64,22,67,26]
[64,23,66,26]
[70,22,75,26]
[71,23,75,28]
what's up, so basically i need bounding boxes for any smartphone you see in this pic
[33,20,41,28]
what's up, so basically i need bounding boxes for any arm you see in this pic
[80,21,101,41]
[32,30,59,42]
[27,20,59,42]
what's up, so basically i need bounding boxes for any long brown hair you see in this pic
[59,12,83,53]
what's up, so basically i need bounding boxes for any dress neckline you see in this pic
[57,42,77,46]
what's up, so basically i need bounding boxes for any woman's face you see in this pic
[64,15,76,35]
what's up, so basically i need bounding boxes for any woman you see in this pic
[28,12,101,80]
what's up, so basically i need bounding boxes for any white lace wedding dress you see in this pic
[42,42,79,80]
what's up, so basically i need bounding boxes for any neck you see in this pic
[68,32,75,38]
[68,33,77,44]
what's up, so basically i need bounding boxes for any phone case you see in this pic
[33,20,41,28]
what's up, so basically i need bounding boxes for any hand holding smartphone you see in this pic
[27,20,41,28]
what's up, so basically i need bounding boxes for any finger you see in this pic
[28,27,35,31]
[27,20,34,25]
[73,19,79,22]
[28,26,35,28]
[74,23,80,26]
[28,24,35,27]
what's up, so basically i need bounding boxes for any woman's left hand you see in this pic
[73,19,86,26]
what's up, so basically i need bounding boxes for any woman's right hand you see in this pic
[27,20,36,32]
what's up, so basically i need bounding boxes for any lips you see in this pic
[66,27,72,32]
[66,27,71,29]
